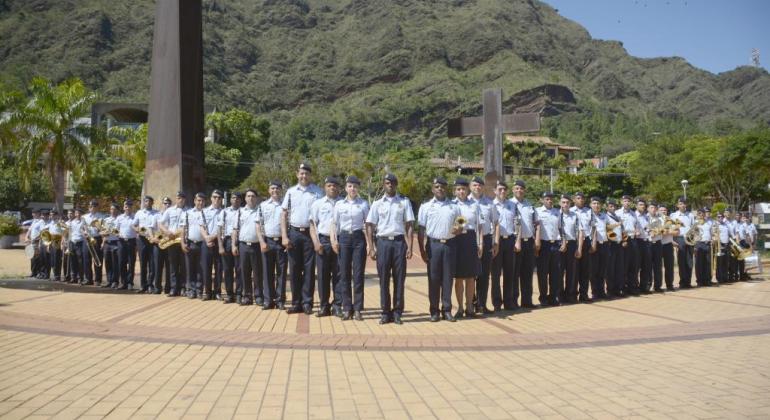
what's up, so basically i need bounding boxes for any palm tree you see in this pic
[0,87,22,151]
[107,123,147,172]
[11,77,101,212]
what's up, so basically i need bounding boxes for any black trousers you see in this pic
[623,238,639,293]
[377,236,406,316]
[103,240,120,285]
[537,241,562,304]
[517,239,536,306]
[727,247,738,281]
[338,231,366,312]
[238,241,262,300]
[607,241,625,296]
[662,242,675,289]
[167,244,185,294]
[716,243,729,283]
[491,236,516,309]
[694,242,712,285]
[201,243,222,297]
[50,246,63,280]
[68,241,84,282]
[154,246,171,293]
[675,237,694,287]
[221,237,239,298]
[185,240,203,294]
[39,243,50,279]
[118,238,136,286]
[475,234,493,309]
[590,242,608,298]
[83,236,103,284]
[288,229,314,309]
[738,240,749,279]
[650,241,663,290]
[316,234,341,311]
[428,238,456,315]
[576,239,591,299]
[637,239,652,291]
[561,240,578,301]
[262,237,287,305]
[137,237,155,291]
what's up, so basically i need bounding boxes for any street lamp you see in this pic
[681,179,688,201]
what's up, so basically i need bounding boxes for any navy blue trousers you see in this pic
[338,231,366,312]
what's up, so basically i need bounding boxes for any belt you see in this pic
[318,233,330,239]
[545,240,557,244]
[340,229,364,235]
[70,240,83,244]
[187,240,203,245]
[290,226,309,232]
[565,239,576,242]
[521,237,531,242]
[239,241,259,247]
[119,237,135,241]
[267,236,281,242]
[377,235,404,241]
[429,237,451,243]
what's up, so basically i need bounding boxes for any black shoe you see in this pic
[118,284,128,290]
[100,283,111,288]
[393,313,403,325]
[135,289,146,294]
[354,311,363,321]
[187,292,196,299]
[453,309,464,319]
[445,311,456,322]
[481,307,494,315]
[201,295,212,301]
[521,303,538,309]
[342,311,352,321]
[239,299,253,306]
[287,307,303,314]
[153,289,162,295]
[263,302,275,310]
[214,294,222,301]
[316,307,331,317]
[493,305,502,312]
[464,308,476,318]
[550,299,561,307]
[223,297,232,304]
[379,314,391,325]
[503,303,520,311]
[334,307,344,318]
[430,313,440,322]
[277,302,286,310]
[640,290,653,295]
[255,298,264,306]
[679,284,692,289]
[578,296,593,304]
[303,306,313,315]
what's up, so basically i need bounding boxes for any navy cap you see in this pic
[124,199,133,206]
[345,175,361,185]
[513,179,526,188]
[211,189,224,197]
[607,198,617,205]
[649,201,658,207]
[573,192,585,198]
[590,196,602,203]
[560,193,572,200]
[231,192,243,199]
[433,177,448,186]
[74,208,84,213]
[496,180,508,188]
[636,197,646,204]
[677,196,687,203]
[324,176,341,186]
[195,192,206,199]
[298,163,312,172]
[109,203,120,210]
[701,207,710,213]
[658,203,668,209]
[384,173,398,183]
[31,209,41,213]
[621,194,633,200]
[89,199,99,206]
[162,197,172,204]
[725,207,733,212]
[454,177,469,187]
[144,195,154,201]
[176,191,186,198]
[49,209,59,214]
[471,176,484,185]
[542,192,554,198]
[269,180,282,188]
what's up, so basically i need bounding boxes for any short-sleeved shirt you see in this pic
[494,198,517,237]
[217,206,241,237]
[179,208,206,242]
[698,220,714,242]
[161,206,187,232]
[453,197,481,233]
[82,212,105,237]
[203,206,222,237]
[28,218,44,240]
[560,209,579,241]
[282,183,324,228]
[310,196,341,236]
[115,213,137,239]
[670,210,694,237]
[535,206,561,241]
[571,205,592,238]
[237,206,260,243]
[133,208,158,232]
[333,197,369,234]
[636,211,650,240]
[257,199,283,238]
[67,219,85,242]
[512,197,536,239]
[717,221,730,243]
[418,197,461,240]
[648,215,663,242]
[472,195,498,236]
[366,194,415,238]
[102,216,119,241]
[606,212,623,243]
[617,207,639,239]
[592,211,609,243]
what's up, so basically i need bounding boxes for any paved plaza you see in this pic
[0,249,769,419]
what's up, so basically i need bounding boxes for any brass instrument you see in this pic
[729,237,752,260]
[80,223,102,267]
[662,216,681,235]
[684,217,703,246]
[453,216,467,232]
[158,229,184,250]
[648,217,665,236]
[606,222,621,241]
[98,220,119,236]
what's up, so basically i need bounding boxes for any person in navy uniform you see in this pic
[512,180,536,308]
[693,208,715,287]
[101,204,121,288]
[670,197,694,288]
[558,194,580,304]
[658,204,678,291]
[606,199,626,298]
[588,197,609,300]
[180,193,207,299]
[738,213,756,281]
[715,212,731,284]
[617,195,640,296]
[37,210,51,279]
[635,198,653,294]
[366,173,415,325]
[132,196,158,293]
[154,197,173,294]
[201,190,224,300]
[47,210,65,282]
[218,192,242,303]
[331,176,371,321]
[115,200,137,290]
[535,192,562,306]
[160,192,188,296]
[491,181,517,312]
[570,193,592,303]
[310,176,342,317]
[722,208,738,282]
[257,182,287,309]
[418,177,462,322]
[451,178,483,318]
[469,177,499,314]
[282,163,324,315]
[647,202,665,293]
[82,200,104,285]
[66,208,86,284]
[25,209,45,279]
[233,189,261,305]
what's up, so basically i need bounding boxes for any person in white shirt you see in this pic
[218,192,243,303]
[25,209,44,278]
[132,196,159,293]
[256,183,286,309]
[154,197,173,294]
[738,213,755,281]
[159,192,188,296]
[451,178,483,319]
[66,208,85,284]
[693,208,715,286]
[635,198,653,294]
[234,189,262,306]
[605,199,626,298]
[658,204,677,291]
[535,192,562,306]
[558,194,580,304]
[310,177,342,318]
[101,203,122,288]
[618,195,641,296]
[201,190,224,300]
[470,176,499,314]
[491,181,517,312]
[47,210,66,282]
[512,180,537,308]
[570,192,593,303]
[115,200,137,290]
[588,197,610,300]
[82,200,105,285]
[670,197,695,288]
[180,193,207,299]
[646,202,664,292]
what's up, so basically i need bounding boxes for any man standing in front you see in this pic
[66,208,85,284]
[470,177,499,314]
[535,192,562,306]
[201,190,224,300]
[365,173,414,325]
[617,195,640,296]
[218,192,242,303]
[310,177,342,318]
[115,200,137,290]
[132,196,158,294]
[257,183,287,309]
[558,194,580,304]
[81,201,104,285]
[512,180,536,308]
[159,192,188,296]
[658,204,677,291]
[491,181,517,312]
[670,197,694,288]
[282,163,323,315]
[635,198,653,294]
[233,189,261,305]
[570,193,593,303]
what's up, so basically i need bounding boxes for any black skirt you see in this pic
[454,230,480,278]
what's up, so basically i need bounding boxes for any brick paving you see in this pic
[0,249,769,419]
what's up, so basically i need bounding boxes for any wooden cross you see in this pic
[448,88,540,189]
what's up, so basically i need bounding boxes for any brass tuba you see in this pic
[729,237,752,260]
[684,220,702,246]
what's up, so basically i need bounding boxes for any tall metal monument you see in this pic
[145,0,205,200]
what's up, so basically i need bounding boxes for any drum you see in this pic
[25,243,36,259]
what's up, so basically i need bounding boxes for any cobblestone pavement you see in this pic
[0,248,768,419]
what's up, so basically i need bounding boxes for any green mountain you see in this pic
[2,0,768,158]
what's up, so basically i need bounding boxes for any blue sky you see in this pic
[542,0,769,74]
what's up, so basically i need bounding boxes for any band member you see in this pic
[82,200,104,285]
[101,204,121,288]
[180,193,207,299]
[606,199,625,298]
[670,197,694,288]
[658,204,677,291]
[618,195,640,296]
[66,208,85,284]
[558,194,580,304]
[201,190,224,300]
[470,177,499,314]
[647,202,664,292]
[365,173,414,325]
[331,176,370,321]
[511,180,536,308]
[570,192,592,303]
[715,212,731,283]
[64,209,74,283]
[310,177,342,317]
[635,198,652,294]
[47,210,65,282]
[132,196,158,293]
[491,181,517,312]
[37,210,52,279]
[535,192,562,306]
[218,192,242,303]
[234,189,261,305]
[723,208,739,282]
[738,213,755,280]
[693,208,714,286]
[25,209,44,279]
[589,197,609,300]
[452,178,482,318]
[418,177,461,322]
[115,200,137,290]
[154,197,173,294]
[282,163,323,315]
[258,183,288,309]
[159,192,187,296]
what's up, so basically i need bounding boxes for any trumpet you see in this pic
[98,220,119,236]
[453,216,467,232]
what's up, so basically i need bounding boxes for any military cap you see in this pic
[573,192,585,198]
[513,179,526,188]
[268,180,283,188]
[384,173,398,183]
[298,163,312,172]
[496,180,509,188]
[345,175,361,185]
[471,176,485,185]
[542,192,555,198]
[176,191,186,198]
[560,193,572,200]
[432,176,448,186]
[211,189,224,197]
[144,195,154,201]
[454,177,469,187]
[324,176,341,186]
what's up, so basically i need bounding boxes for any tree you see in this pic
[74,152,142,202]
[108,123,147,172]
[0,158,51,211]
[11,77,102,212]
[205,142,242,191]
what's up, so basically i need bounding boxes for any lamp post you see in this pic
[681,179,688,201]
